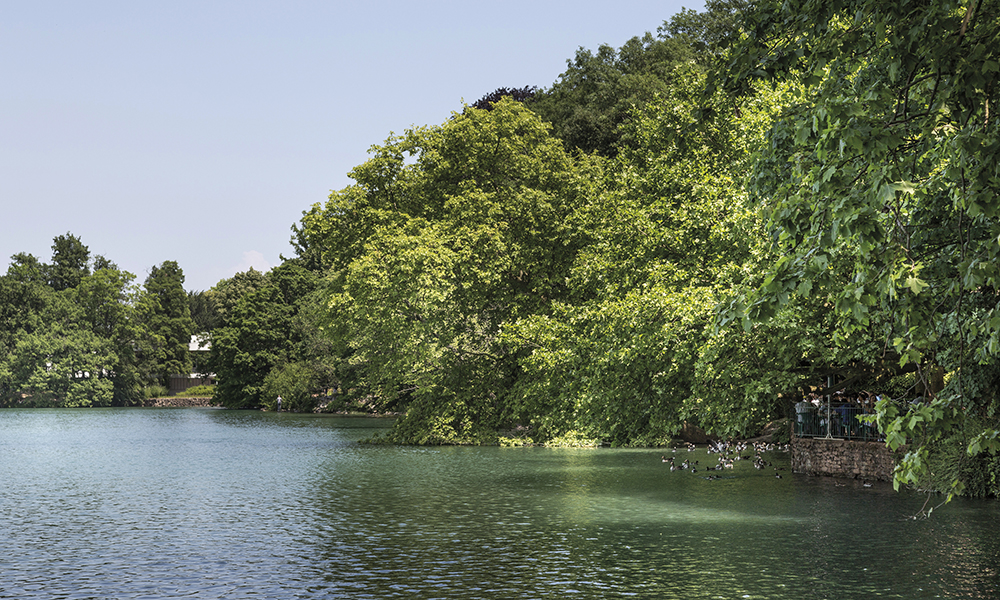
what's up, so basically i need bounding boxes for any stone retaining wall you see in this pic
[791,437,897,481]
[145,396,215,408]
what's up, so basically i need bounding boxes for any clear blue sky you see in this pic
[2,0,703,292]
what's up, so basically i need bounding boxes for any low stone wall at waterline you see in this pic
[791,437,897,482]
[145,396,215,408]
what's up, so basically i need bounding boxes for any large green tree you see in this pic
[502,64,791,445]
[527,1,747,158]
[0,253,51,359]
[529,31,698,157]
[188,289,220,333]
[144,261,195,385]
[716,0,1000,493]
[46,232,90,292]
[297,98,600,442]
[76,262,153,404]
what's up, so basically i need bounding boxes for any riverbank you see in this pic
[144,396,216,408]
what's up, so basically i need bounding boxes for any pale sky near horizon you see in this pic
[3,0,703,292]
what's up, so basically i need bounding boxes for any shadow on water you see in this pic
[1,409,998,599]
[305,444,1000,599]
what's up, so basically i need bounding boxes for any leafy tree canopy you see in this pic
[0,236,156,407]
[715,0,1000,494]
[47,232,90,292]
[297,98,600,441]
[528,1,747,157]
[208,260,327,409]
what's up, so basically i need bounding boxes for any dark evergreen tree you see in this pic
[188,290,220,333]
[144,261,195,385]
[208,260,322,409]
[471,86,537,110]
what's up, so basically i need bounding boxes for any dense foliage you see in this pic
[288,13,791,445]
[471,87,537,111]
[207,261,337,411]
[715,0,1000,495]
[0,236,189,406]
[527,0,746,157]
[144,261,196,387]
[295,99,600,441]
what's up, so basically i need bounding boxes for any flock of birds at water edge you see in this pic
[662,440,791,480]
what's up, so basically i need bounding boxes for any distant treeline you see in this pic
[0,234,193,407]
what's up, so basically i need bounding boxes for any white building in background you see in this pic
[168,334,214,394]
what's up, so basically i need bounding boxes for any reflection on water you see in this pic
[0,408,997,599]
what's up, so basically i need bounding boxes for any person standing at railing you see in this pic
[795,399,815,435]
[835,400,852,437]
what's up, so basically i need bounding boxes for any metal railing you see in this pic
[794,404,883,442]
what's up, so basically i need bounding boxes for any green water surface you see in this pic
[0,408,996,599]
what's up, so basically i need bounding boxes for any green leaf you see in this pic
[905,277,929,294]
[892,181,917,195]
[877,183,896,203]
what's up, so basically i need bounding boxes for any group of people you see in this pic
[795,390,884,439]
[800,390,881,415]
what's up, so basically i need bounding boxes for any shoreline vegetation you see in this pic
[3,1,999,497]
[144,396,216,408]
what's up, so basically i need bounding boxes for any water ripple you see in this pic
[2,410,999,599]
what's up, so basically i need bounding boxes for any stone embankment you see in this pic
[145,397,216,408]
[791,437,897,481]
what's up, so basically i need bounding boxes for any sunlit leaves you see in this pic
[313,99,596,442]
[721,0,1000,492]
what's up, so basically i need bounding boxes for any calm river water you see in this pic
[1,408,998,599]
